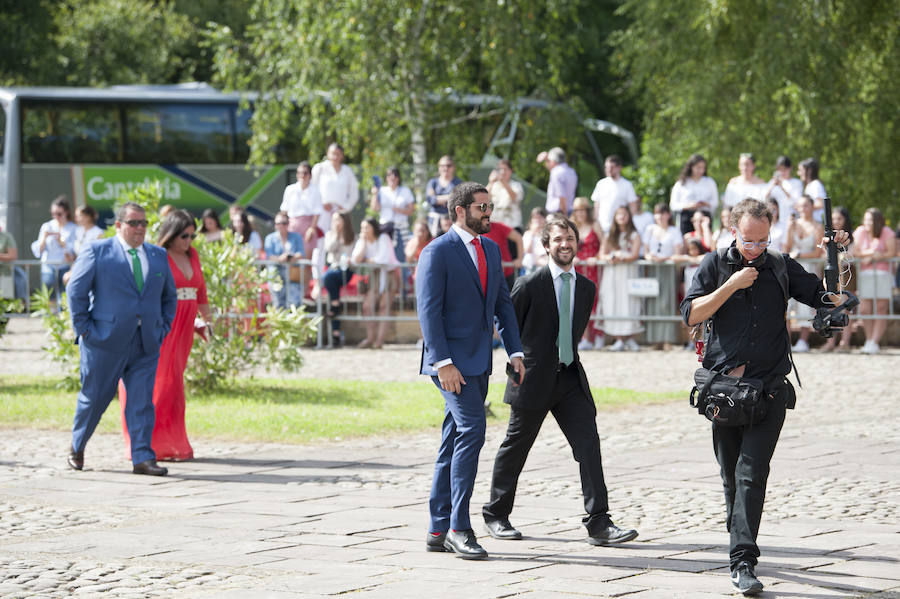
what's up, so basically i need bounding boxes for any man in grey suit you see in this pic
[482,214,637,545]
[66,202,177,475]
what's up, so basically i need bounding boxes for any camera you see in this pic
[812,291,859,338]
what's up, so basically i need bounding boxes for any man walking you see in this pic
[681,198,849,594]
[66,202,177,476]
[416,182,525,559]
[483,214,638,546]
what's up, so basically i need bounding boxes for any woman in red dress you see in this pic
[121,210,210,460]
[571,197,604,350]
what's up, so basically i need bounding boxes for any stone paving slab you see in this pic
[2,325,899,597]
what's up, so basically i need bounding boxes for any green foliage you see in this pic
[612,0,900,221]
[30,287,80,391]
[0,298,24,338]
[52,0,197,86]
[207,0,601,194]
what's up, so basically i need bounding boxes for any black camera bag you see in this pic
[690,367,767,427]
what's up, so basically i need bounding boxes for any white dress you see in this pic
[600,231,643,336]
[788,226,819,322]
[722,178,767,209]
[642,225,681,343]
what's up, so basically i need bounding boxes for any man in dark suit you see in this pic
[482,214,638,545]
[416,181,525,559]
[66,201,177,476]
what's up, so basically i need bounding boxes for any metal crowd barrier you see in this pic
[5,256,900,349]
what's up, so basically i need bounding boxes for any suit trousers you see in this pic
[483,366,612,535]
[713,392,787,569]
[72,327,160,465]
[429,373,489,533]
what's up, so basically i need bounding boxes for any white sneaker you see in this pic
[625,338,640,352]
[593,336,606,350]
[792,339,810,353]
[861,340,880,354]
[609,339,625,352]
[578,339,593,351]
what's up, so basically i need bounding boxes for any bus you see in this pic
[0,84,637,260]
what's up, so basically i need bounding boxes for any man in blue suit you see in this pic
[66,202,177,476]
[416,181,525,559]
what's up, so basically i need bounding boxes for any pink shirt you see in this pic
[853,225,895,272]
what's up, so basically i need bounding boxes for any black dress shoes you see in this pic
[443,529,488,559]
[67,448,84,471]
[587,523,639,546]
[425,531,448,552]
[132,460,168,476]
[484,518,523,540]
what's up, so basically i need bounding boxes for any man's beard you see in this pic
[466,208,491,235]
[550,247,574,266]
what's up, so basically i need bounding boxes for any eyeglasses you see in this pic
[734,230,771,250]
[438,163,454,168]
[470,202,494,213]
[275,221,289,226]
[122,219,148,228]
[179,232,198,240]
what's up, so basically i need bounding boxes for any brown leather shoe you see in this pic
[132,460,168,476]
[67,448,84,471]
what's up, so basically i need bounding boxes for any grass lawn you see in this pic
[0,375,685,444]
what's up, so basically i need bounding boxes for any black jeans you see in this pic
[483,366,611,535]
[712,390,787,569]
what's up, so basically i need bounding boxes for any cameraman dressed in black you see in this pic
[680,198,849,595]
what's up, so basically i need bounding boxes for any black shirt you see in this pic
[680,250,829,379]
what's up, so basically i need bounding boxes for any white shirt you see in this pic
[805,179,827,222]
[548,260,576,320]
[115,234,149,278]
[75,225,104,255]
[376,185,415,229]
[490,179,524,229]
[770,220,787,252]
[631,211,654,240]
[669,176,719,213]
[32,220,78,264]
[311,161,359,213]
[591,176,637,234]
[722,178,767,209]
[767,177,803,220]
[280,182,323,217]
[643,224,682,258]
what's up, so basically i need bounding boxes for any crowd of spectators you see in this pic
[5,149,899,354]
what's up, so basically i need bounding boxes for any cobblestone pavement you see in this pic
[1,318,899,598]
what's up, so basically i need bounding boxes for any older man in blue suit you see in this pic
[66,201,177,476]
[416,181,525,559]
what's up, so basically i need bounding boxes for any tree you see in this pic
[53,0,197,86]
[208,0,599,196]
[611,0,900,220]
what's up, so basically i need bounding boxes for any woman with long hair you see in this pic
[784,195,824,352]
[822,206,855,352]
[722,153,767,209]
[570,197,604,350]
[853,207,896,354]
[670,153,718,236]
[120,210,210,460]
[321,211,357,347]
[198,209,224,242]
[600,206,643,351]
[31,195,78,298]
[643,203,683,346]
[797,157,827,223]
[351,218,399,348]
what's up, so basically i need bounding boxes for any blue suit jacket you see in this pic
[67,237,177,355]
[416,228,522,377]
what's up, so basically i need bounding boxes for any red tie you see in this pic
[471,237,487,295]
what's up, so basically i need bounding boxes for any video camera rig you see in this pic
[812,197,859,338]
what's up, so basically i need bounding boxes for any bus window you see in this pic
[233,106,251,163]
[124,103,234,164]
[21,101,121,163]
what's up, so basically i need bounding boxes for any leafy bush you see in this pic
[30,286,80,390]
[0,297,24,339]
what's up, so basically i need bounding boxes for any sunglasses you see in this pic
[275,221,289,226]
[179,232,198,240]
[122,219,148,227]
[438,163,454,168]
[470,202,494,213]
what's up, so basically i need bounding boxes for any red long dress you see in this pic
[575,228,601,338]
[120,248,207,460]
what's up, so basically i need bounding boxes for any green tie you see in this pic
[128,248,144,293]
[558,272,573,366]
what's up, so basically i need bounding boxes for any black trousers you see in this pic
[713,392,787,569]
[483,366,611,535]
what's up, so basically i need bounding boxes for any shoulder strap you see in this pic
[767,249,801,388]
